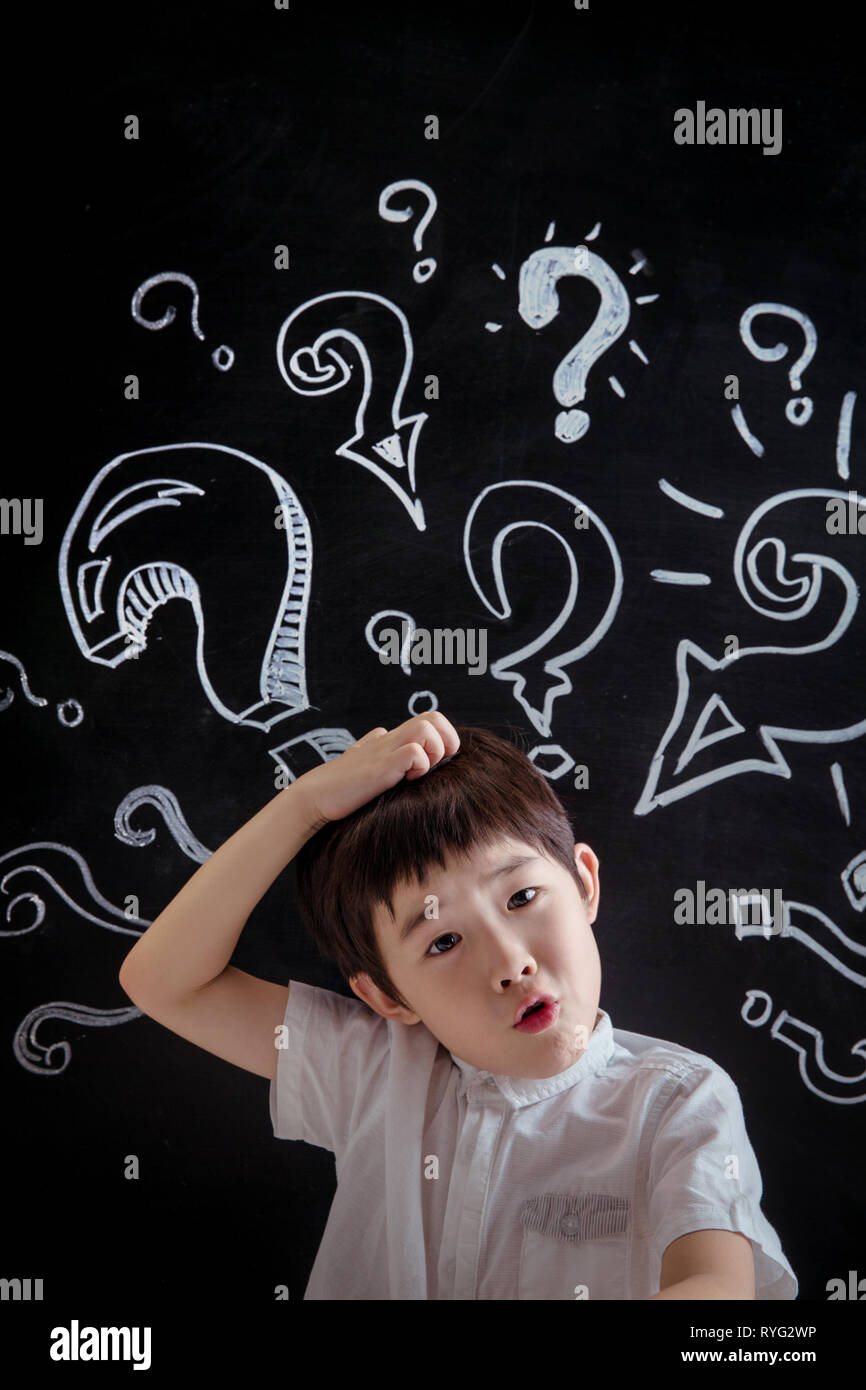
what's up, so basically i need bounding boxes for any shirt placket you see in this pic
[445,1076,505,1299]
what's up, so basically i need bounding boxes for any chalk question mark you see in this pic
[518,245,630,442]
[131,272,234,370]
[463,479,623,736]
[739,302,816,426]
[378,180,437,282]
[742,991,866,1102]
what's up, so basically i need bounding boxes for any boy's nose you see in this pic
[474,923,537,984]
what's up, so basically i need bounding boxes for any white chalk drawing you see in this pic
[543,220,601,244]
[636,489,866,814]
[58,443,312,731]
[0,842,149,939]
[363,618,442,714]
[114,786,212,863]
[0,650,83,725]
[276,291,427,530]
[658,480,725,519]
[267,727,356,786]
[517,244,635,442]
[842,852,866,911]
[733,302,818,453]
[378,179,438,282]
[0,842,151,1074]
[527,745,575,779]
[742,991,866,1103]
[131,271,234,370]
[650,571,711,585]
[408,690,438,716]
[831,763,852,826]
[366,610,418,676]
[629,249,653,276]
[486,222,652,338]
[736,895,866,985]
[740,302,816,426]
[463,480,623,738]
[837,391,857,480]
[730,403,765,456]
[13,1003,142,1077]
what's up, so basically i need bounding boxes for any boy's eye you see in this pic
[509,887,537,908]
[426,932,460,957]
[424,887,538,956]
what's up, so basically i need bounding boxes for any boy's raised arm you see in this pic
[118,713,459,1002]
[117,777,326,1001]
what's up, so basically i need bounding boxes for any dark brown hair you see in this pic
[294,723,585,1010]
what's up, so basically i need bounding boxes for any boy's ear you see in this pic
[349,972,421,1025]
[574,842,600,922]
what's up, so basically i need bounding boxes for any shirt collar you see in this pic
[449,1008,615,1107]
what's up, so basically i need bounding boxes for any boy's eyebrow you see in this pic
[398,854,543,942]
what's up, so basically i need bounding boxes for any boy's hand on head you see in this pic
[295,713,460,827]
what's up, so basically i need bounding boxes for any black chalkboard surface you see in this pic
[2,0,863,1357]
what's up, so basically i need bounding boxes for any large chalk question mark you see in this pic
[59,443,312,731]
[463,480,623,736]
[739,303,816,426]
[378,180,438,282]
[131,272,234,371]
[518,245,630,442]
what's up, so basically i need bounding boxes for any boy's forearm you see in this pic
[118,781,324,998]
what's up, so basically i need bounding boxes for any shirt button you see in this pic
[561,1214,581,1236]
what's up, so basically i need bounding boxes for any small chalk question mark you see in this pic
[132,272,234,370]
[739,302,816,426]
[378,180,438,282]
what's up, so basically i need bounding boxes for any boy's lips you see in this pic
[512,992,556,1026]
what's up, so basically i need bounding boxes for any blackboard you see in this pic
[2,0,863,1355]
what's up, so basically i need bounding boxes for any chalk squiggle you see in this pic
[114,786,212,863]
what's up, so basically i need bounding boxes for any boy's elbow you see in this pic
[118,957,147,1004]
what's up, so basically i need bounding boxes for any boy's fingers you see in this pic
[401,742,432,778]
[356,714,458,767]
[409,720,447,766]
[427,711,461,752]
[353,726,389,746]
[404,712,459,755]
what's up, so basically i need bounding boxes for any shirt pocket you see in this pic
[518,1191,631,1300]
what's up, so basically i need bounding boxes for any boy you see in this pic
[118,712,798,1300]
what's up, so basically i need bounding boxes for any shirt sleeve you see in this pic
[647,1063,799,1300]
[268,979,390,1155]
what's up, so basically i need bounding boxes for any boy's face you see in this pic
[349,836,602,1080]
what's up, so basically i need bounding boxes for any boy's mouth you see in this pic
[513,994,558,1031]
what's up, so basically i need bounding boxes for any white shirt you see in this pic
[269,980,798,1300]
